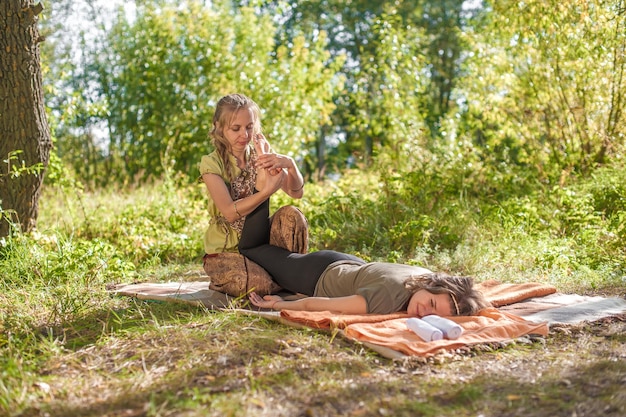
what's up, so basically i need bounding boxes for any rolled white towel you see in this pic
[406,318,443,341]
[421,315,464,340]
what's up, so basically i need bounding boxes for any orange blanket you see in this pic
[279,280,555,357]
[281,308,548,357]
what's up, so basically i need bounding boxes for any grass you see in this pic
[1,164,625,416]
[9,306,626,416]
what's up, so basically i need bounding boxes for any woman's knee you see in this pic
[269,205,309,254]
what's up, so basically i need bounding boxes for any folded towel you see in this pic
[421,315,463,339]
[476,280,557,307]
[406,318,443,341]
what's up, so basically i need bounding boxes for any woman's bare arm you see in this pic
[249,292,368,314]
[202,170,283,222]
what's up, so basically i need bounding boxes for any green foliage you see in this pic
[410,0,479,136]
[0,151,47,235]
[457,0,626,177]
[584,165,626,217]
[0,150,45,180]
[38,182,206,266]
[41,0,626,189]
[304,165,483,264]
[84,0,344,183]
[345,10,429,167]
[268,0,478,160]
[299,157,625,288]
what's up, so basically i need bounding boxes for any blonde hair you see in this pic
[404,272,491,316]
[210,93,262,182]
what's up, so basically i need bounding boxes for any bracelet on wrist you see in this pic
[234,201,242,218]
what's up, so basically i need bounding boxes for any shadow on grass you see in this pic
[15,333,626,417]
[431,359,626,417]
[38,297,229,351]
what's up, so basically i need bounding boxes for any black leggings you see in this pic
[239,199,364,295]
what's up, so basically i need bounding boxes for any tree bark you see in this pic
[0,0,51,238]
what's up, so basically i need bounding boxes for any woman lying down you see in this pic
[240,196,490,318]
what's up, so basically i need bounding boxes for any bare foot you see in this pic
[254,133,272,155]
[254,133,281,176]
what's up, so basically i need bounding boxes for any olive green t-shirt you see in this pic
[198,151,244,254]
[313,261,433,314]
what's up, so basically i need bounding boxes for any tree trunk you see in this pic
[0,0,51,238]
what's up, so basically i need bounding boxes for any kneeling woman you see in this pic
[240,197,490,317]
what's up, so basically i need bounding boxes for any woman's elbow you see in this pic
[284,188,304,199]
[220,204,240,223]
[223,212,239,223]
[291,190,304,199]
